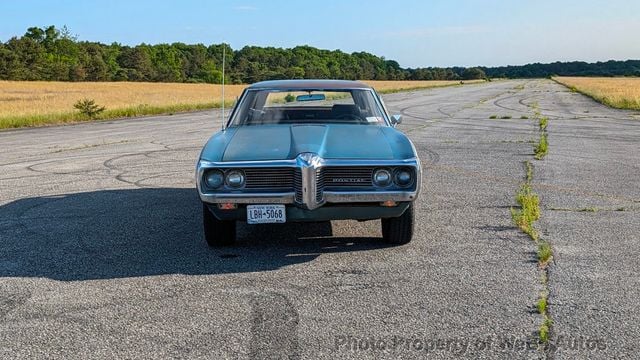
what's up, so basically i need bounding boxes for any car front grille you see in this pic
[244,168,295,190]
[315,168,324,202]
[320,167,374,188]
[294,168,303,202]
[239,166,376,204]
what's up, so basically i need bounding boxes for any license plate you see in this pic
[246,205,286,224]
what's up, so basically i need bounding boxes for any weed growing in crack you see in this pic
[511,182,540,241]
[534,132,548,160]
[538,240,553,266]
[539,117,548,131]
[537,297,547,314]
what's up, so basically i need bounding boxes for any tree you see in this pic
[74,98,105,117]
[83,43,108,81]
[4,36,46,80]
[5,25,640,83]
[462,67,486,80]
[24,27,45,42]
[118,46,155,81]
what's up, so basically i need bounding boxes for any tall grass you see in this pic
[371,79,485,94]
[0,80,485,129]
[553,77,640,110]
[0,101,236,129]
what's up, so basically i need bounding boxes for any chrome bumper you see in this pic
[198,190,418,205]
[199,192,295,204]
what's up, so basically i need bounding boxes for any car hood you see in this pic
[199,124,416,162]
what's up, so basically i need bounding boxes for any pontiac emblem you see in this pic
[332,178,367,183]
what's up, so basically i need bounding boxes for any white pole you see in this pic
[221,43,226,131]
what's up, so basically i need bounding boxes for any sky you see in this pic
[1,0,639,68]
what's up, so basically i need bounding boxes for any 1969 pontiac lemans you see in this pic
[196,80,421,246]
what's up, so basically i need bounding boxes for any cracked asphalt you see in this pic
[1,79,638,359]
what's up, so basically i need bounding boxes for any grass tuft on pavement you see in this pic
[534,132,548,160]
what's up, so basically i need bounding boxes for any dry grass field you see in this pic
[0,81,247,129]
[553,77,640,110]
[0,79,482,129]
[365,80,482,93]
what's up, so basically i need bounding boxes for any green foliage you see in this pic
[482,60,640,78]
[525,160,533,182]
[4,26,640,83]
[284,93,295,103]
[537,297,547,314]
[511,180,540,241]
[0,25,493,83]
[461,67,486,80]
[539,317,553,343]
[510,207,535,240]
[537,291,552,343]
[73,98,105,118]
[538,241,553,265]
[489,115,497,119]
[539,117,548,131]
[534,132,548,160]
[0,26,411,83]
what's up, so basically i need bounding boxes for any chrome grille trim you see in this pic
[321,167,374,188]
[294,169,303,203]
[315,168,324,202]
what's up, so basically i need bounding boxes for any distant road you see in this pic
[1,80,638,359]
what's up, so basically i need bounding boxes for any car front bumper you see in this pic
[196,156,421,219]
[206,202,412,222]
[198,190,418,205]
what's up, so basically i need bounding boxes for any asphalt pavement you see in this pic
[1,79,638,359]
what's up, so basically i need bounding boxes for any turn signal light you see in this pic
[218,203,237,210]
[381,200,397,207]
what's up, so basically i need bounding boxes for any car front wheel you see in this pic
[203,203,236,246]
[381,203,415,245]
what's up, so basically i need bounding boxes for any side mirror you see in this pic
[391,114,402,126]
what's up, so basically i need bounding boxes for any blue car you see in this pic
[196,80,421,246]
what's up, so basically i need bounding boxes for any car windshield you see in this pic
[228,89,388,126]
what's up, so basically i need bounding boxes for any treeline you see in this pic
[482,60,640,78]
[1,26,638,84]
[0,26,487,83]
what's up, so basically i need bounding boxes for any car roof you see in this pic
[247,79,372,90]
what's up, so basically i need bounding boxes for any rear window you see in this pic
[265,91,354,107]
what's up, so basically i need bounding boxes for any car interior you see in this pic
[233,89,387,126]
[249,104,369,125]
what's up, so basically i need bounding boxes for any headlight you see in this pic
[373,169,392,187]
[394,168,413,187]
[204,170,224,189]
[225,170,245,188]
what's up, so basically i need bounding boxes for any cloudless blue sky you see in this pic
[1,0,639,67]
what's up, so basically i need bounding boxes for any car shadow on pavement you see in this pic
[0,188,390,281]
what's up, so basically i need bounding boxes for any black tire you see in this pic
[203,203,236,247]
[381,203,415,245]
